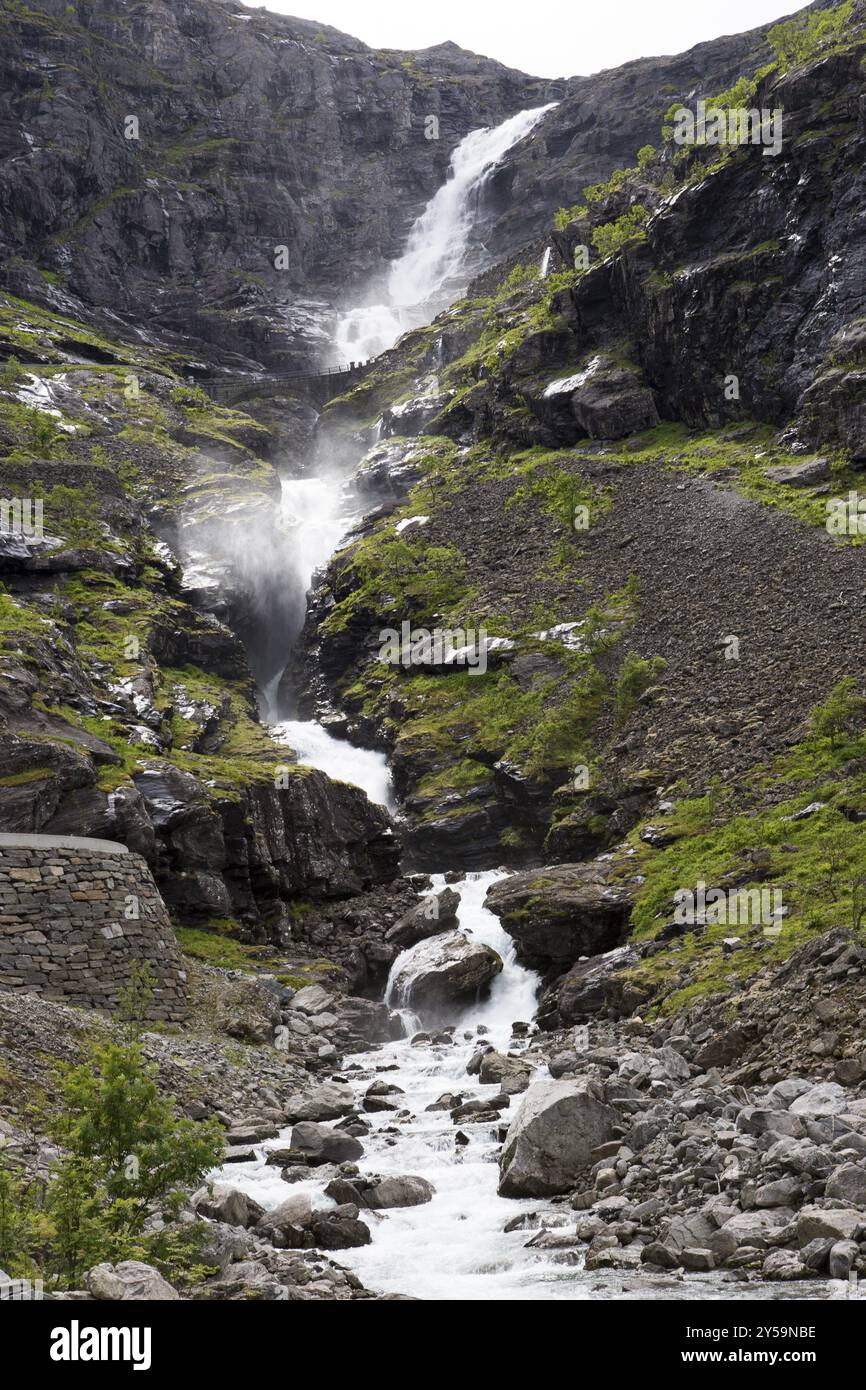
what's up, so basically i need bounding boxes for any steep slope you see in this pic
[0,297,398,939]
[294,4,866,933]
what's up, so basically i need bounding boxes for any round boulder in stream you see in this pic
[390,930,503,1022]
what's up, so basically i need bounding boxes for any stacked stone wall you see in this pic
[0,834,187,1020]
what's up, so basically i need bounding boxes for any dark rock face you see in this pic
[539,945,640,1027]
[481,18,777,261]
[0,0,558,371]
[485,863,634,974]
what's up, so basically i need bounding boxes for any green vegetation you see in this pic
[592,205,650,259]
[604,420,855,529]
[619,702,866,1015]
[0,1014,224,1288]
[768,2,854,69]
[614,652,667,722]
[809,676,866,746]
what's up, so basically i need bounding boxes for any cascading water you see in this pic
[263,476,394,804]
[335,104,557,363]
[272,719,394,809]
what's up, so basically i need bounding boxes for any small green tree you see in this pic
[47,1034,224,1282]
[24,406,65,457]
[614,652,667,722]
[809,677,866,746]
[1,356,24,388]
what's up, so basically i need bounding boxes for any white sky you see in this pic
[243,0,812,78]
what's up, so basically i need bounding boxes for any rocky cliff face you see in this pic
[294,6,866,889]
[0,0,558,371]
[0,292,398,939]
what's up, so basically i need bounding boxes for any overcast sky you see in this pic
[244,0,812,78]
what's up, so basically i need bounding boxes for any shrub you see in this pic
[768,2,854,69]
[614,652,666,722]
[45,1033,225,1284]
[809,676,866,746]
[591,205,650,259]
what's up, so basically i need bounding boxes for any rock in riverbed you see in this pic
[498,1078,620,1197]
[389,930,503,1021]
[324,1173,435,1208]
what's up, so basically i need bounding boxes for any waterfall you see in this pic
[539,245,553,278]
[335,103,556,362]
[271,718,393,809]
[386,871,540,1030]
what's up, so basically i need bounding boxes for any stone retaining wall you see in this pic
[0,835,187,1020]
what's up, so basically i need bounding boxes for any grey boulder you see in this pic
[85,1261,179,1301]
[498,1078,619,1197]
[389,930,503,1020]
[289,1121,364,1165]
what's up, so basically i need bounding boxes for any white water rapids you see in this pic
[213,876,820,1300]
[335,103,556,363]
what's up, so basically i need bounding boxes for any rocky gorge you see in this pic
[1,0,866,1307]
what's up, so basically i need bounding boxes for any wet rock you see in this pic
[288,1122,364,1166]
[388,930,503,1020]
[478,1050,533,1093]
[363,1081,404,1113]
[498,1078,620,1197]
[385,888,461,950]
[324,1174,434,1209]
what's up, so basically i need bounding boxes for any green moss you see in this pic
[0,767,53,786]
[606,421,856,529]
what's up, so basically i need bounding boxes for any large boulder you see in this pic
[825,1163,866,1205]
[255,1193,371,1250]
[478,1050,533,1094]
[498,1079,620,1197]
[385,888,461,950]
[288,1121,364,1166]
[528,355,659,442]
[486,863,633,972]
[192,1183,265,1229]
[389,930,503,1021]
[324,1174,435,1209]
[284,1081,356,1123]
[85,1261,179,1301]
[543,945,639,1025]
